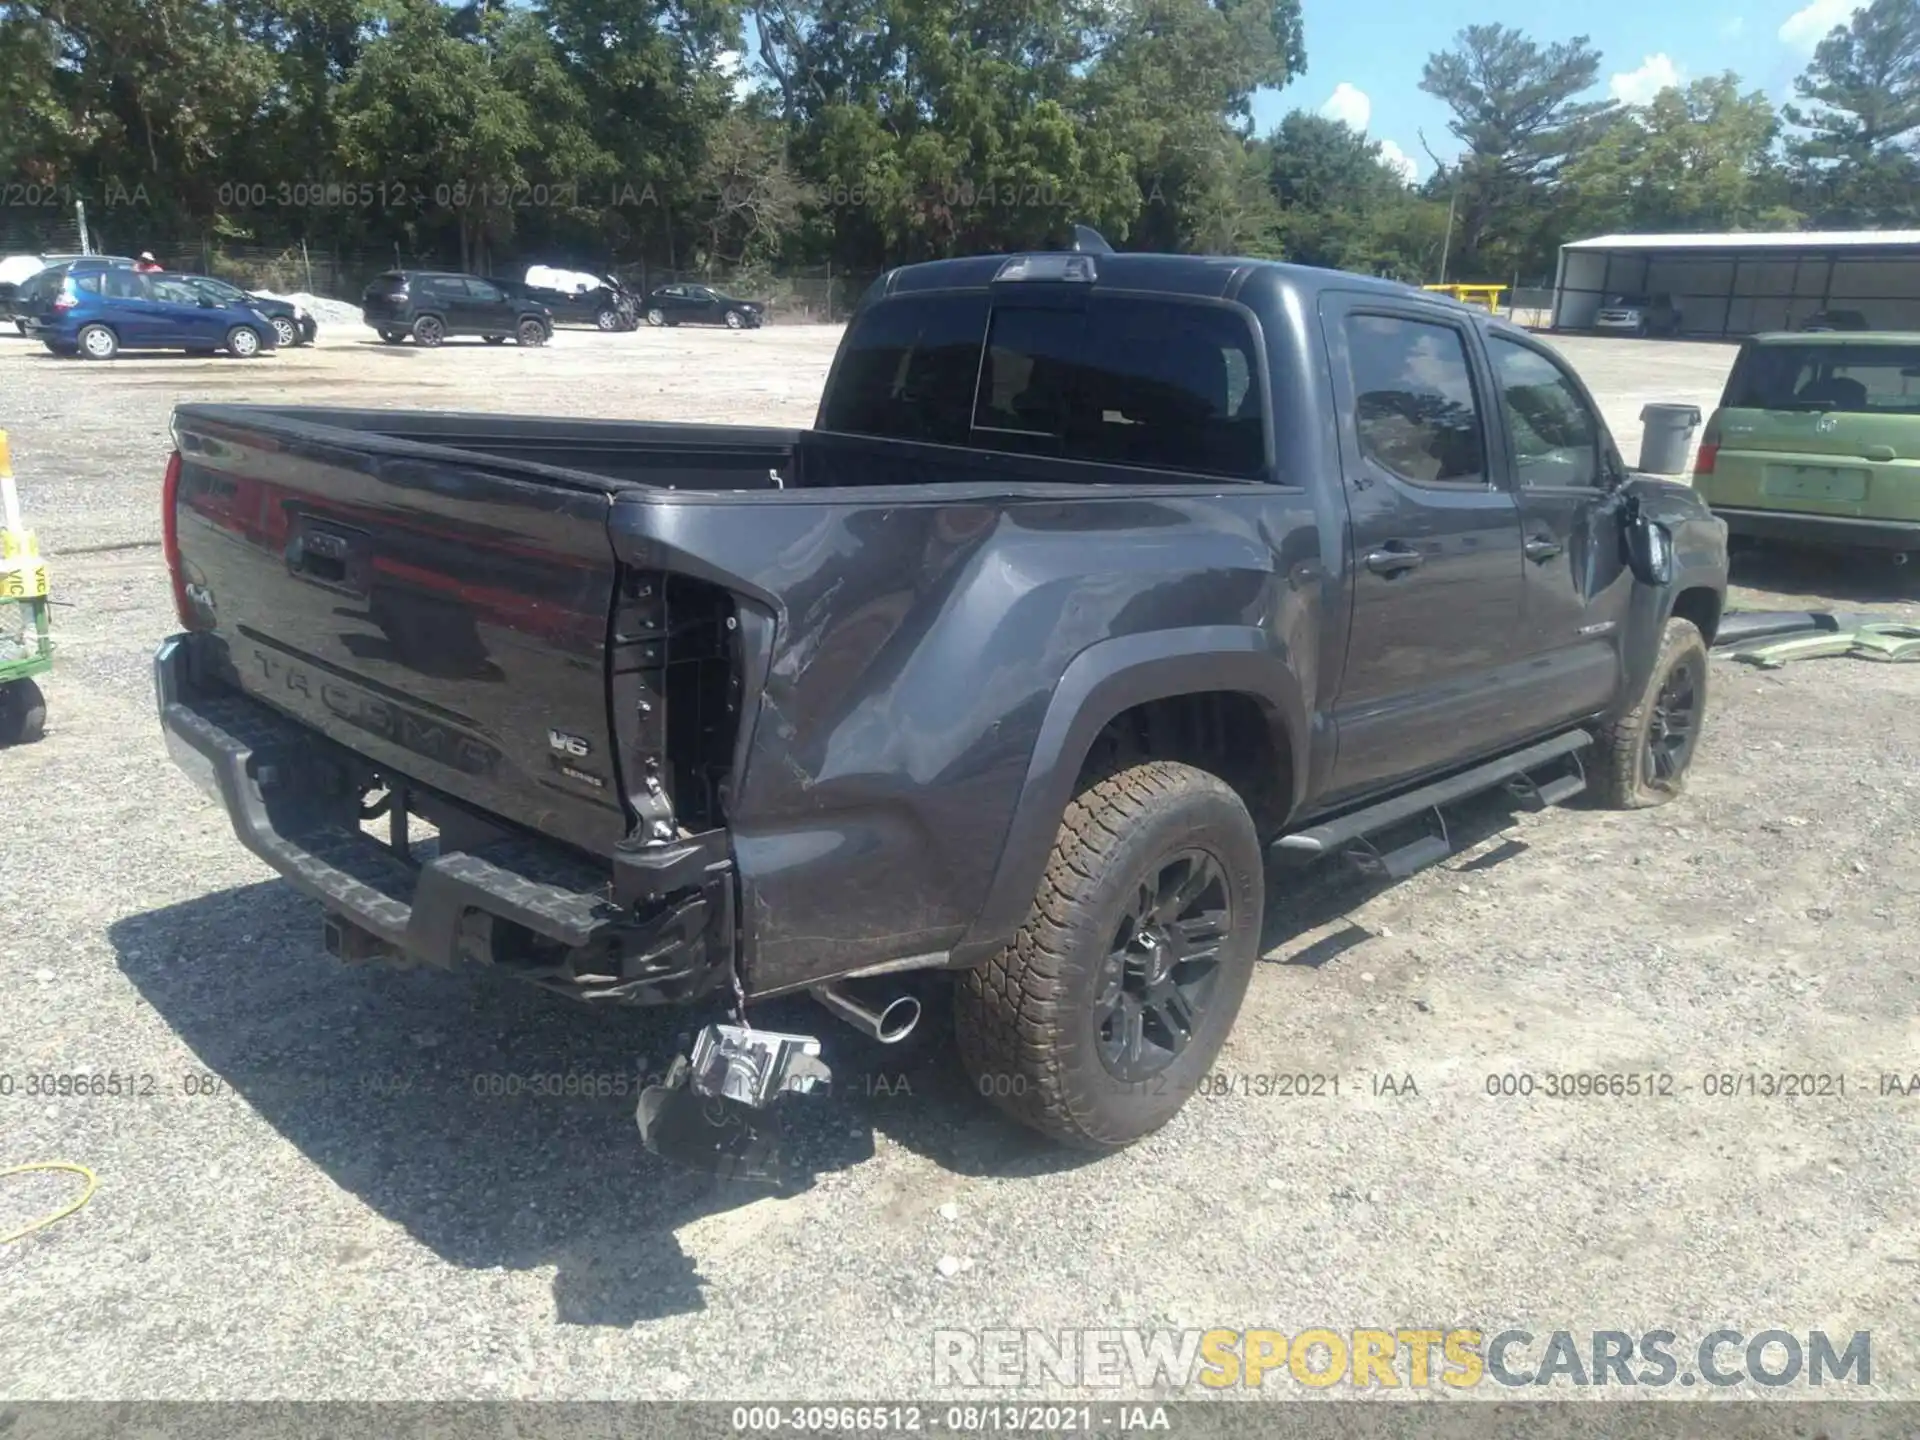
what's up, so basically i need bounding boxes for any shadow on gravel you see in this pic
[1730,540,1920,606]
[1256,783,1538,958]
[110,785,1552,1326]
[108,882,1090,1326]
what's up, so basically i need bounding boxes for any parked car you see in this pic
[640,283,764,329]
[1695,331,1920,558]
[173,274,317,348]
[1,253,136,333]
[360,271,552,347]
[19,264,278,359]
[498,269,638,331]
[154,241,1726,1170]
[1593,292,1682,337]
[1798,308,1871,333]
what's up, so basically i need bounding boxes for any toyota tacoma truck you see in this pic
[154,238,1728,1168]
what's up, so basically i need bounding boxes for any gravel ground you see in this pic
[2,324,1919,1403]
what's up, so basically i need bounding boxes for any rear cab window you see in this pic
[1723,340,1920,415]
[821,291,1269,480]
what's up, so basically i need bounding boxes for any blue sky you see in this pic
[1251,0,1863,180]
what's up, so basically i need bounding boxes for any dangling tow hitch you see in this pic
[637,1022,832,1183]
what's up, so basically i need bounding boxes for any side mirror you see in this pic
[1621,496,1674,585]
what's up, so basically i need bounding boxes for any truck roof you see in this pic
[874,250,1526,336]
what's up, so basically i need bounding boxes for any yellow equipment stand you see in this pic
[1422,283,1508,313]
[0,430,53,745]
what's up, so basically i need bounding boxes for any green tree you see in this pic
[1783,0,1920,225]
[1562,75,1793,237]
[336,0,541,270]
[1258,111,1443,276]
[1420,24,1613,275]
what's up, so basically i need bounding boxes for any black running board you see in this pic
[1273,730,1593,859]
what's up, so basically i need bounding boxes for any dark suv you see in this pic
[361,271,552,347]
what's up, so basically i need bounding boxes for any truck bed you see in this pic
[167,402,1317,998]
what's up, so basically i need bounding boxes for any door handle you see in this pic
[1365,545,1424,576]
[1863,444,1896,462]
[1524,536,1564,562]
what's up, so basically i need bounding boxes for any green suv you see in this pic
[1695,332,1920,556]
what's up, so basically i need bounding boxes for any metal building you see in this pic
[1551,230,1920,336]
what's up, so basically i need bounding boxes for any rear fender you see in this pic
[954,626,1306,962]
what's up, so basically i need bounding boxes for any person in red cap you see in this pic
[134,252,163,272]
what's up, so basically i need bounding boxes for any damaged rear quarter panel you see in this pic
[612,481,1317,996]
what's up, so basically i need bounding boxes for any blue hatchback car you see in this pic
[21,264,279,360]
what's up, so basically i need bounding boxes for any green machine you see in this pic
[0,430,50,746]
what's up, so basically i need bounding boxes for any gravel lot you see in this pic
[3,320,1918,1403]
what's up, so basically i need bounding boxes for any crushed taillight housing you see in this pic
[162,449,200,629]
[1693,442,1718,477]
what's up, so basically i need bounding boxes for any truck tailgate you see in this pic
[172,407,627,854]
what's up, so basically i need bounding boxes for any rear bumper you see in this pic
[1714,506,1920,550]
[154,633,735,1004]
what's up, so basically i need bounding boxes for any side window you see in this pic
[1488,337,1602,488]
[1344,314,1487,486]
[819,293,990,446]
[467,280,504,303]
[422,277,465,299]
[101,269,146,300]
[973,298,1266,478]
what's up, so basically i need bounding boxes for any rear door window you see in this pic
[1343,313,1488,486]
[1724,342,1920,414]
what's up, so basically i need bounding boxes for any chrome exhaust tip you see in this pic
[812,982,922,1044]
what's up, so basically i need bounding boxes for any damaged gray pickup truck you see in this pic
[154,239,1728,1167]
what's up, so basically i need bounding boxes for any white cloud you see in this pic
[1779,0,1858,51]
[1721,14,1746,35]
[1609,53,1684,105]
[1320,83,1372,132]
[715,47,755,101]
[1377,140,1420,184]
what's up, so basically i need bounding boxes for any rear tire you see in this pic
[1592,618,1709,808]
[645,308,666,327]
[270,316,298,348]
[595,307,620,331]
[516,317,548,346]
[954,761,1264,1149]
[724,309,745,330]
[412,314,445,347]
[0,677,47,746]
[78,323,118,360]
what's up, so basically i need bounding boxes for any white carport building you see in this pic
[1552,231,1920,336]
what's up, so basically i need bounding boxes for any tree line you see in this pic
[1,0,1918,288]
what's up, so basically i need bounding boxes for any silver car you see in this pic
[1594,291,1682,337]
